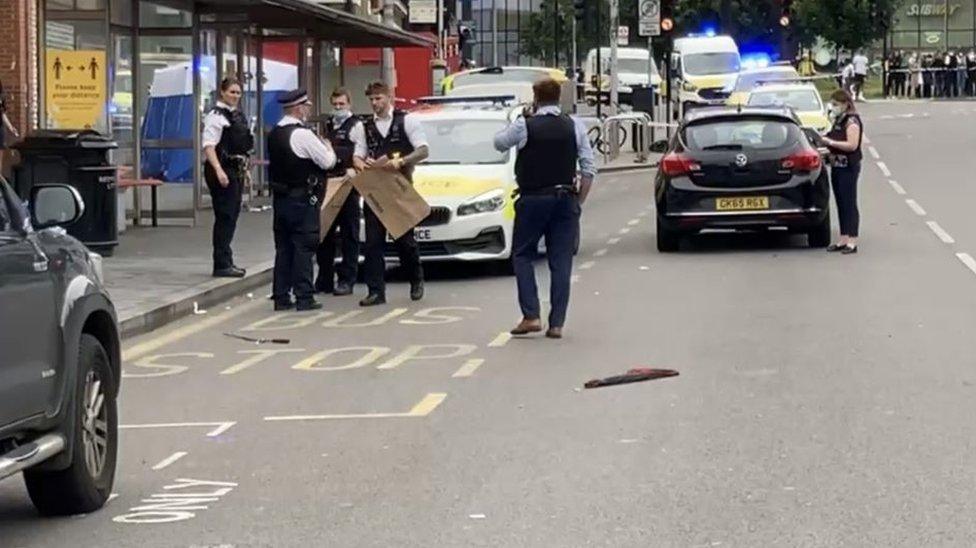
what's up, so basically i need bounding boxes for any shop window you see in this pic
[46,0,107,8]
[111,0,134,25]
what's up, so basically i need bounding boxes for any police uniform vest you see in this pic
[267,123,326,194]
[826,112,863,167]
[365,110,415,179]
[213,106,254,161]
[326,115,360,177]
[514,114,578,192]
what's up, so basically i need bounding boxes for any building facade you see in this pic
[890,0,976,52]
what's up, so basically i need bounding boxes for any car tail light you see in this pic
[781,149,821,171]
[661,152,701,176]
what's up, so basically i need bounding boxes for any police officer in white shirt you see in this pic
[202,77,254,278]
[267,89,337,311]
[315,87,368,296]
[359,81,429,307]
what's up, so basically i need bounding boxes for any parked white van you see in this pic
[583,47,661,106]
[670,35,740,117]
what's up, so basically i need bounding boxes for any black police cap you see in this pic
[278,89,311,108]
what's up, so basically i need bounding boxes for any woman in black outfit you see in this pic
[0,81,22,175]
[822,89,863,255]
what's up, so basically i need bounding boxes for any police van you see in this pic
[670,34,741,117]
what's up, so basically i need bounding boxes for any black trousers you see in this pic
[831,164,861,238]
[204,162,242,271]
[316,190,361,290]
[272,194,320,305]
[363,205,422,296]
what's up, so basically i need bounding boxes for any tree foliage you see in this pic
[793,0,902,51]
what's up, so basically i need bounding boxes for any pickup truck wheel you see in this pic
[24,334,118,516]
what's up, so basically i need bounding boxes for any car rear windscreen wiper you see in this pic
[701,144,744,150]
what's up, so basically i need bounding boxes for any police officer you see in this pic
[268,89,337,311]
[360,81,429,307]
[493,78,596,339]
[316,87,367,296]
[202,77,253,278]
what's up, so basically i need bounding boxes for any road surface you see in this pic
[4,100,976,547]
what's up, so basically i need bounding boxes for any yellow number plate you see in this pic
[716,196,770,211]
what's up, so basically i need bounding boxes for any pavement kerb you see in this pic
[118,260,274,340]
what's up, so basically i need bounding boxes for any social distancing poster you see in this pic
[45,49,107,130]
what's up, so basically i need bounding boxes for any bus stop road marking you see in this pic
[263,393,447,422]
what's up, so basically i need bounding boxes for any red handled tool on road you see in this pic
[584,368,679,389]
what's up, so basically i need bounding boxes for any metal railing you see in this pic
[599,112,677,164]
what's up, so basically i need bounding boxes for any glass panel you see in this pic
[139,0,192,28]
[260,41,299,133]
[110,32,135,179]
[43,20,109,132]
[111,0,133,25]
[891,31,922,49]
[948,30,976,48]
[137,35,194,183]
[319,42,343,110]
[76,0,107,9]
[46,0,76,10]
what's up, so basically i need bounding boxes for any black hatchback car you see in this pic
[0,176,121,515]
[654,107,830,252]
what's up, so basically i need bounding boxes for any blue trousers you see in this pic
[272,195,320,305]
[512,193,580,328]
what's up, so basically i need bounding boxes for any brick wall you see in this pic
[0,0,30,135]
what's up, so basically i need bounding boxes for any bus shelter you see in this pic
[41,0,432,226]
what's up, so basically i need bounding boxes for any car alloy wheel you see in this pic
[81,369,109,478]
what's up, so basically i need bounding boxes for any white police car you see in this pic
[384,97,520,264]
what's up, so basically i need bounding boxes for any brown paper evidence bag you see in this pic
[319,169,432,242]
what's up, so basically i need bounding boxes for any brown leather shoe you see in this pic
[545,327,563,339]
[510,318,543,336]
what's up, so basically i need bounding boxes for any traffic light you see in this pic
[780,0,792,27]
[574,0,586,22]
[660,0,674,33]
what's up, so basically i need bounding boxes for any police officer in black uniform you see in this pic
[268,89,337,311]
[360,81,429,307]
[316,87,366,296]
[202,77,253,278]
[822,88,863,255]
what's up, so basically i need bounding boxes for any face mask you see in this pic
[827,103,843,119]
[333,108,352,122]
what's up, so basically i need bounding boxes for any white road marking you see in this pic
[627,219,640,226]
[263,393,447,421]
[469,514,487,519]
[119,421,236,438]
[488,332,511,347]
[887,179,906,195]
[571,274,581,284]
[152,451,188,471]
[578,261,596,270]
[926,221,955,244]
[607,237,621,245]
[957,253,976,276]
[593,248,608,257]
[905,199,927,216]
[108,493,120,502]
[618,227,632,235]
[868,146,880,159]
[452,358,485,378]
[877,161,891,177]
[637,211,649,218]
[862,135,871,144]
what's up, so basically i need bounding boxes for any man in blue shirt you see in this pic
[493,78,596,339]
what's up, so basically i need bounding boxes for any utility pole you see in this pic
[571,16,578,112]
[382,0,397,89]
[437,0,444,59]
[609,0,619,115]
[492,0,499,66]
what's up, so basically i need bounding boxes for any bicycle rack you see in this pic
[599,113,677,165]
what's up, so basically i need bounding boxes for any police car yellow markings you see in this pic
[262,392,447,422]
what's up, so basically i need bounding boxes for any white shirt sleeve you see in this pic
[202,110,230,148]
[290,127,337,171]
[350,121,368,159]
[403,114,429,149]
